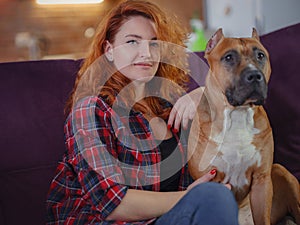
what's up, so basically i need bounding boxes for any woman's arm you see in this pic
[106,170,219,222]
[168,87,204,131]
[106,189,185,222]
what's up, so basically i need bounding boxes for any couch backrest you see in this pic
[261,23,300,181]
[0,59,80,225]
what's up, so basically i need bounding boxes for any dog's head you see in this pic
[204,28,271,107]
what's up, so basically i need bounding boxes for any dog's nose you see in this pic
[243,70,264,84]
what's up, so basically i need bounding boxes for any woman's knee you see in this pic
[155,182,239,225]
[186,182,239,224]
[187,182,237,205]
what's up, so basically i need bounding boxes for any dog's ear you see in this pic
[251,28,260,41]
[205,28,224,55]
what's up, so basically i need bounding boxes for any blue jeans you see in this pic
[154,182,239,225]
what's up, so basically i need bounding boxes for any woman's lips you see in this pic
[134,62,153,67]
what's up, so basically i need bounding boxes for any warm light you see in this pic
[36,0,103,5]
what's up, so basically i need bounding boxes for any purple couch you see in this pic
[0,23,299,225]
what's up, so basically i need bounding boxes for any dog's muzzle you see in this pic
[225,67,268,107]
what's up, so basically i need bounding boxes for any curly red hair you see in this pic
[65,0,190,118]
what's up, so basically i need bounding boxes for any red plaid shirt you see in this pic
[46,96,192,225]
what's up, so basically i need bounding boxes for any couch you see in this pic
[0,23,299,225]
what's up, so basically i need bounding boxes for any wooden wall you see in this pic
[0,0,203,62]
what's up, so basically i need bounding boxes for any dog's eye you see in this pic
[225,54,233,62]
[222,51,238,65]
[257,52,265,61]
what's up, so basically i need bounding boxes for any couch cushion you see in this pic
[1,165,59,224]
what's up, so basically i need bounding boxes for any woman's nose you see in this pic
[139,41,151,58]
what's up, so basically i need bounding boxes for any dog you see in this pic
[188,28,300,225]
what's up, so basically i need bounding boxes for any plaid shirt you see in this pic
[46,96,192,225]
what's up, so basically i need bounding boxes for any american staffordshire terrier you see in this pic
[188,28,300,225]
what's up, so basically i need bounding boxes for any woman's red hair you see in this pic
[65,0,190,119]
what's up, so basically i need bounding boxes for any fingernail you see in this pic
[167,124,171,130]
[173,128,178,133]
[210,169,217,175]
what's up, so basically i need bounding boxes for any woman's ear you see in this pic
[104,40,114,62]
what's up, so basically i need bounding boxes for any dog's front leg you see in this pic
[250,172,273,225]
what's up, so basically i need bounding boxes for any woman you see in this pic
[46,0,239,224]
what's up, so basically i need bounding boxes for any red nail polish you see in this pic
[210,169,217,175]
[173,128,178,133]
[167,124,171,130]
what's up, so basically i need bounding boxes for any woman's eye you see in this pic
[150,41,159,48]
[127,40,138,45]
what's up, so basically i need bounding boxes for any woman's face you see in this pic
[106,15,160,84]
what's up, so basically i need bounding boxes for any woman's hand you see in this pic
[187,169,232,191]
[168,87,204,131]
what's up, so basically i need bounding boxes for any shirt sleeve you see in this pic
[65,96,128,220]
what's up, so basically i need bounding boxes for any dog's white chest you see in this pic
[211,108,262,189]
